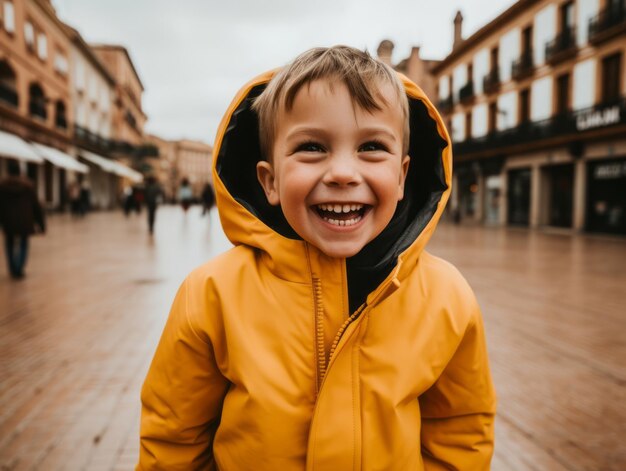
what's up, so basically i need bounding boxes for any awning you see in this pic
[31,143,89,173]
[79,150,143,183]
[0,130,44,163]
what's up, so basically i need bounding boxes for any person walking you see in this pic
[177,178,193,213]
[0,161,45,279]
[144,176,163,235]
[201,182,215,216]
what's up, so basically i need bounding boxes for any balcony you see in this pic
[483,69,500,95]
[438,96,453,113]
[453,97,626,157]
[545,27,578,65]
[589,2,626,44]
[512,51,534,81]
[459,81,475,104]
[0,84,18,108]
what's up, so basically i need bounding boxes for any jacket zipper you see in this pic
[327,303,366,363]
[312,277,326,393]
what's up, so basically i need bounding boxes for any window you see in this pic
[55,100,67,129]
[522,25,533,57]
[602,53,622,102]
[3,1,14,33]
[519,88,530,123]
[490,46,499,69]
[556,73,570,114]
[24,22,35,48]
[54,52,68,75]
[37,32,47,60]
[560,1,574,32]
[488,102,497,133]
[28,83,47,120]
[465,111,473,139]
[0,60,18,108]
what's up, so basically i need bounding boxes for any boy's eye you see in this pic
[359,140,388,152]
[295,141,325,153]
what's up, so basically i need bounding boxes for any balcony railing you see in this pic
[438,96,453,113]
[511,51,534,81]
[459,81,475,103]
[453,97,626,156]
[0,83,18,108]
[545,27,577,64]
[73,124,159,158]
[589,2,626,43]
[483,68,500,95]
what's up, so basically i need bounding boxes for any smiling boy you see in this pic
[138,46,496,470]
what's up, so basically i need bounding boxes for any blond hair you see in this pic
[252,45,410,160]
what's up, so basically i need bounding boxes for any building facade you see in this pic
[377,40,440,102]
[0,0,146,211]
[433,0,626,235]
[0,0,82,208]
[149,135,212,201]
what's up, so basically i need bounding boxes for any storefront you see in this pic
[545,164,574,228]
[586,157,626,235]
[507,168,532,226]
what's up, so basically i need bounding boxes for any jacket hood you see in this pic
[212,70,451,308]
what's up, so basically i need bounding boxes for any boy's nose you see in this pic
[322,154,361,187]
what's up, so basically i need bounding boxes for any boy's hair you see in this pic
[252,45,410,161]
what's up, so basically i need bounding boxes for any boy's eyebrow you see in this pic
[285,126,399,142]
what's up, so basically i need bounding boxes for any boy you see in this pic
[138,46,496,470]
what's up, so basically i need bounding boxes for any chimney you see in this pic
[377,40,395,66]
[453,11,464,49]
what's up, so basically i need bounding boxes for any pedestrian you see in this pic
[138,46,496,470]
[122,184,133,216]
[144,176,163,235]
[79,181,91,215]
[0,160,45,279]
[68,181,81,216]
[200,182,215,216]
[177,178,193,212]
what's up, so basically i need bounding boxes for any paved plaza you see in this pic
[1,206,625,470]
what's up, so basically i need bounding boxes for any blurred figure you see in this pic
[122,184,134,216]
[68,181,81,216]
[0,160,45,279]
[144,176,163,235]
[178,178,193,212]
[201,182,215,216]
[79,181,91,215]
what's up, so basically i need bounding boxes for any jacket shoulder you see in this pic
[416,251,481,322]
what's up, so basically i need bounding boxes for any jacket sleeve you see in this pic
[137,279,229,471]
[419,301,497,470]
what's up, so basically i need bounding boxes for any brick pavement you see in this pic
[0,206,624,470]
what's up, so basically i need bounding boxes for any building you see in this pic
[0,0,144,211]
[148,135,212,201]
[0,0,86,208]
[433,0,626,235]
[377,40,440,102]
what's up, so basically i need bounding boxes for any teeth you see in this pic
[323,216,363,227]
[317,203,364,213]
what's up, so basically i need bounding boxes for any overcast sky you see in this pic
[54,0,516,145]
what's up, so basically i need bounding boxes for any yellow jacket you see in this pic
[138,71,496,470]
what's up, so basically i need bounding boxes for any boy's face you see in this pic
[257,79,410,258]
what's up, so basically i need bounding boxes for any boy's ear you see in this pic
[256,161,280,206]
[398,155,411,201]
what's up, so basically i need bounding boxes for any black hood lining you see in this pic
[217,83,448,311]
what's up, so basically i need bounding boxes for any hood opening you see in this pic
[217,81,448,311]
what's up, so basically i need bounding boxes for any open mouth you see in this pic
[314,203,370,227]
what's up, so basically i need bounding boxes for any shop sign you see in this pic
[576,105,621,131]
[594,162,626,179]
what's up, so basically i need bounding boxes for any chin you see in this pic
[317,244,363,259]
